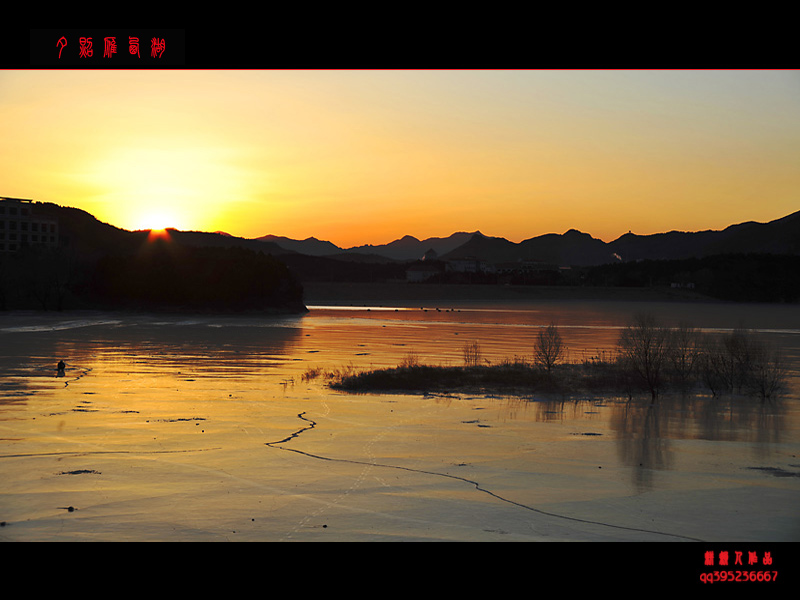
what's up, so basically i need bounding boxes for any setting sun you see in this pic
[146,227,172,242]
[133,210,182,233]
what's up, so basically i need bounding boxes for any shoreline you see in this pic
[0,303,309,319]
[303,281,728,308]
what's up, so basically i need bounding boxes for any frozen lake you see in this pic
[1,297,799,541]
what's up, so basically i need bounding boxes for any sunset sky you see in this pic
[1,69,798,247]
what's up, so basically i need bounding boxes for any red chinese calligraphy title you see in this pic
[56,35,166,60]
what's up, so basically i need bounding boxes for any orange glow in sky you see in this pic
[1,70,798,247]
[146,228,172,243]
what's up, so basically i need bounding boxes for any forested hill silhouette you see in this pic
[0,202,305,313]
[33,201,798,266]
[31,202,290,257]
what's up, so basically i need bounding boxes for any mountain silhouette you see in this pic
[259,231,480,261]
[8,200,799,305]
[440,230,613,266]
[19,200,800,269]
[257,211,800,267]
[606,210,800,264]
[257,234,341,256]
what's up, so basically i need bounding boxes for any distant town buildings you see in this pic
[421,248,438,261]
[405,255,565,283]
[406,262,443,282]
[446,257,489,274]
[0,197,59,253]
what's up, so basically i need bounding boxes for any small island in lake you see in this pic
[314,319,788,403]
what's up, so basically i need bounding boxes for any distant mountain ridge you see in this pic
[26,201,800,268]
[258,211,800,266]
[604,210,800,265]
[257,231,479,261]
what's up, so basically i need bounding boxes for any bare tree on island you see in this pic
[534,322,565,373]
[700,327,788,400]
[462,341,482,367]
[668,322,703,391]
[617,313,671,402]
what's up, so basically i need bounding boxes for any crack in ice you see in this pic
[266,411,704,541]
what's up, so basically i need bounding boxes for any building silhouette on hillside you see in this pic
[0,197,59,253]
